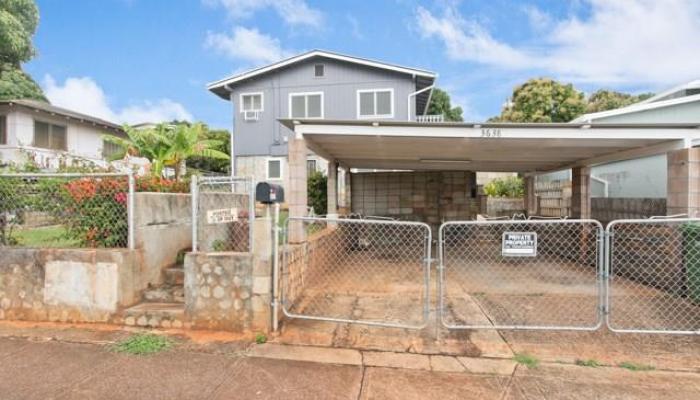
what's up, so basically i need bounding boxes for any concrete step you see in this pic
[164,266,185,286]
[123,302,186,329]
[143,284,184,303]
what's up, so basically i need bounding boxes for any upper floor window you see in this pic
[240,92,263,112]
[33,120,67,151]
[314,64,325,78]
[289,92,324,119]
[357,89,394,119]
[0,115,6,145]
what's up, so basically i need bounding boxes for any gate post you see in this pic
[571,167,591,219]
[288,136,308,243]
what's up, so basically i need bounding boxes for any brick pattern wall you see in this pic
[350,171,479,227]
[667,147,700,217]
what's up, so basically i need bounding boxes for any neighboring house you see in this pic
[0,99,125,169]
[207,50,437,192]
[542,80,700,198]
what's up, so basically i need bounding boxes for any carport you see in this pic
[280,119,700,242]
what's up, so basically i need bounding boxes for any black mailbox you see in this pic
[256,182,285,204]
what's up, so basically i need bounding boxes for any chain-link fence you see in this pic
[606,218,700,334]
[281,217,432,329]
[439,219,603,330]
[0,173,133,249]
[192,176,254,253]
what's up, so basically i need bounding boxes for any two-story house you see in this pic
[0,99,125,169]
[207,50,437,192]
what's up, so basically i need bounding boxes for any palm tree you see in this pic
[103,123,229,180]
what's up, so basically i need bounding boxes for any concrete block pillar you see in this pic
[344,169,352,214]
[571,167,591,219]
[524,176,537,216]
[327,159,338,218]
[288,136,308,243]
[667,147,700,217]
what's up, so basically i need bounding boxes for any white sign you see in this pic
[207,208,238,224]
[502,232,537,257]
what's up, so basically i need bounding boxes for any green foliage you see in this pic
[254,332,267,344]
[575,358,602,368]
[211,239,227,252]
[0,0,39,65]
[585,89,655,113]
[187,127,231,174]
[513,353,540,369]
[307,170,327,216]
[104,122,229,180]
[483,176,524,198]
[12,225,79,248]
[493,78,586,123]
[0,62,47,102]
[618,361,655,371]
[113,333,172,355]
[427,87,463,122]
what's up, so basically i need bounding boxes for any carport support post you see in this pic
[524,176,537,216]
[327,159,338,218]
[667,147,700,217]
[288,135,308,243]
[571,167,591,219]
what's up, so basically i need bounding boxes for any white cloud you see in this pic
[522,5,552,31]
[346,14,364,40]
[43,75,193,125]
[204,0,323,28]
[205,26,294,64]
[416,0,700,86]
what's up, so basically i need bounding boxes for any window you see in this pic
[307,159,317,175]
[240,92,263,112]
[0,115,6,145]
[33,120,67,151]
[314,64,325,77]
[102,140,123,159]
[289,92,323,119]
[267,158,283,180]
[357,89,394,118]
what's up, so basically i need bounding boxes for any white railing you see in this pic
[416,114,444,123]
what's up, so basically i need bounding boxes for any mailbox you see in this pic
[256,182,285,204]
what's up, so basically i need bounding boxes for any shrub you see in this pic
[307,170,327,216]
[484,176,524,198]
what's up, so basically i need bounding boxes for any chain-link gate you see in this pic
[606,218,700,334]
[281,217,432,329]
[439,219,604,331]
[192,176,254,253]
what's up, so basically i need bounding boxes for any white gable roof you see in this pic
[573,92,700,123]
[207,50,436,95]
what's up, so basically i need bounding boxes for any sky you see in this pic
[25,0,700,129]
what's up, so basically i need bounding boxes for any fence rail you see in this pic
[192,176,254,253]
[0,172,133,249]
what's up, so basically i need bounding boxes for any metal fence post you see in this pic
[127,171,135,250]
[191,174,199,252]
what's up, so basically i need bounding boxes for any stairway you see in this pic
[123,265,187,329]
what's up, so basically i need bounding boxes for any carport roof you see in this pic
[279,119,700,173]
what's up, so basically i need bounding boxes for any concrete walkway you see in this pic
[1,322,700,399]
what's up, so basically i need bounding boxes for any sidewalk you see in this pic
[1,322,700,399]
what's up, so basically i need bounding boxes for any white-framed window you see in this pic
[33,120,67,151]
[266,157,283,180]
[307,159,317,175]
[239,92,264,112]
[357,88,394,119]
[0,115,6,145]
[289,92,324,119]
[102,139,123,159]
[314,64,325,78]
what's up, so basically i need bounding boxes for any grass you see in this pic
[575,358,602,368]
[255,332,267,344]
[618,361,655,371]
[113,333,173,355]
[513,352,540,369]
[12,225,80,248]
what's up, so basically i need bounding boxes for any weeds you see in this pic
[255,332,267,344]
[113,333,172,355]
[618,361,655,371]
[575,358,601,368]
[513,353,540,369]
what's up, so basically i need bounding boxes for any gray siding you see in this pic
[229,57,418,157]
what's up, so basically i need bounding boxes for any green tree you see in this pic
[307,171,327,216]
[165,123,229,180]
[585,89,654,113]
[0,0,47,102]
[483,176,524,198]
[186,126,231,174]
[427,87,463,121]
[492,78,586,123]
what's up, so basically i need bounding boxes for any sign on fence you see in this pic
[206,208,238,224]
[501,232,537,257]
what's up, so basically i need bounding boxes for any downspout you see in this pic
[407,84,435,121]
[225,84,236,176]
